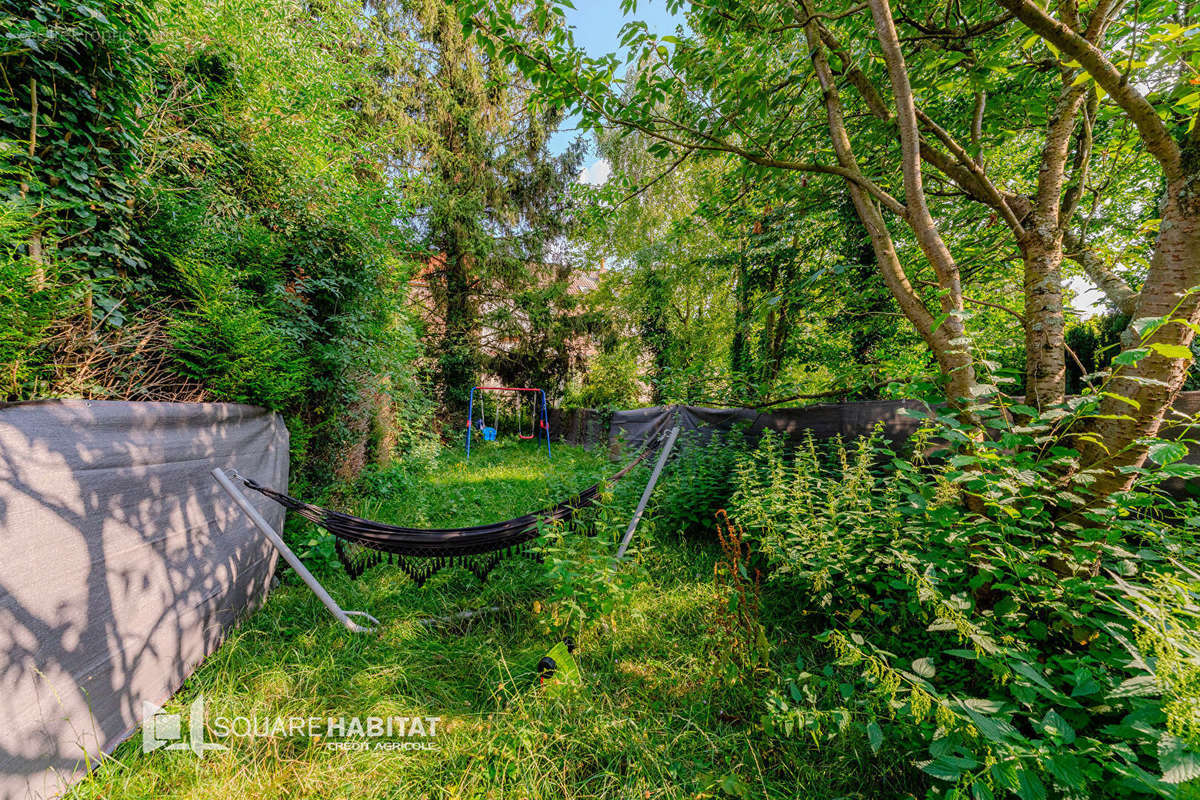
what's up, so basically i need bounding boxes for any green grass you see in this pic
[67,442,906,800]
[345,438,617,529]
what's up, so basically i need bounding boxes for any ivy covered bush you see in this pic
[727,407,1200,798]
[1,0,150,395]
[1,0,435,492]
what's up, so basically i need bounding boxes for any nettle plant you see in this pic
[729,356,1200,797]
[653,426,750,538]
[537,471,648,638]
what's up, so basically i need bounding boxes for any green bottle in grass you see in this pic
[536,638,580,697]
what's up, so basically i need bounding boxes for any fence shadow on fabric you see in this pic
[0,400,287,800]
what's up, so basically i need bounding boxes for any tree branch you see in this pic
[914,108,1027,237]
[612,147,694,208]
[867,0,964,308]
[800,0,977,395]
[510,39,910,217]
[819,22,1025,236]
[997,0,1182,179]
[1062,229,1138,316]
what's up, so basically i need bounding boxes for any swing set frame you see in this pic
[466,386,552,460]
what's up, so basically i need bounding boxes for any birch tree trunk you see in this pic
[803,0,977,402]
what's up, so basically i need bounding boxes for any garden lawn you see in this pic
[67,441,907,800]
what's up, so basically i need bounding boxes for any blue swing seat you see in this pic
[482,426,497,441]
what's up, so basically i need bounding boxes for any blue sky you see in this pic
[547,0,683,179]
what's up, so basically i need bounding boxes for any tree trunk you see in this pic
[1080,172,1200,494]
[997,0,1200,499]
[865,0,976,402]
[802,1,976,402]
[1017,73,1090,407]
[730,241,752,382]
[438,247,478,418]
[1022,236,1068,408]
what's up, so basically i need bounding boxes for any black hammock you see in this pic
[238,432,663,585]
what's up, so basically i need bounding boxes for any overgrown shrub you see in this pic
[728,412,1200,798]
[133,0,434,492]
[0,157,70,396]
[1,0,151,291]
[167,256,308,409]
[2,0,438,492]
[538,455,651,637]
[1,0,152,398]
[565,341,645,409]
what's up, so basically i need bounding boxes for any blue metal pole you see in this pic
[541,389,552,459]
[466,386,475,459]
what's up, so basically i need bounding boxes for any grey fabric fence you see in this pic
[607,399,931,451]
[547,407,607,447]
[0,401,288,800]
[606,395,1200,455]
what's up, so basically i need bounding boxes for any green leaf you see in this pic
[1149,342,1194,361]
[1100,391,1140,410]
[1012,660,1056,693]
[1131,316,1167,339]
[992,760,1020,792]
[1159,734,1200,784]
[866,721,883,754]
[922,754,978,782]
[911,657,936,679]
[1044,754,1087,790]
[1015,767,1047,800]
[1147,440,1188,466]
[1108,674,1160,699]
[1039,709,1075,744]
[1113,348,1150,366]
[960,701,1023,745]
[1070,671,1102,698]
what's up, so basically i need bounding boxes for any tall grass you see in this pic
[67,442,899,799]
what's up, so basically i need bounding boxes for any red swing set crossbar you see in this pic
[475,386,541,392]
